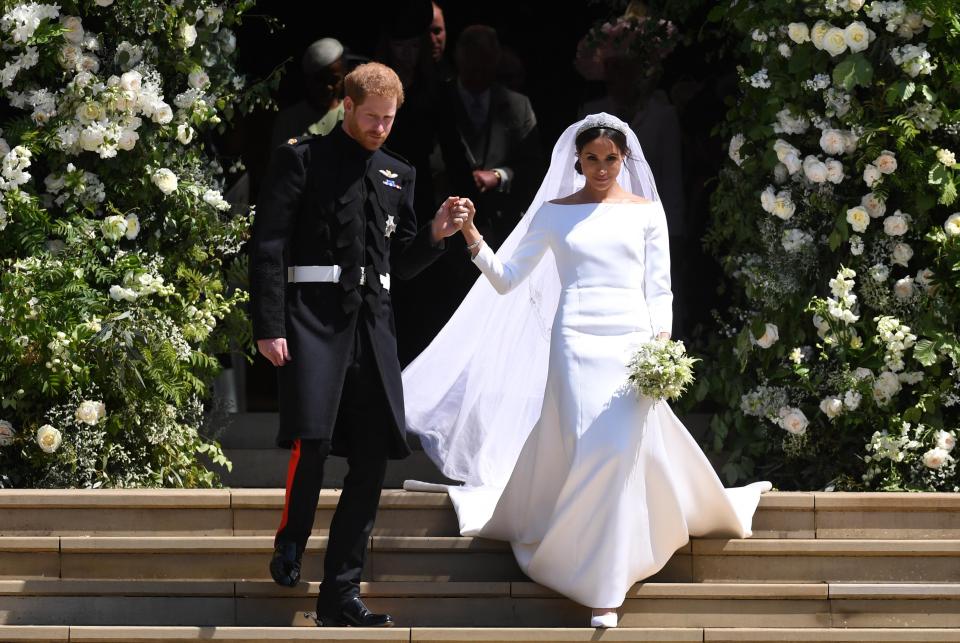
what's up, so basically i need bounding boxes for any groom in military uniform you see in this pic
[249,62,466,627]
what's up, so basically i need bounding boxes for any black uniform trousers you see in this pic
[274,314,391,609]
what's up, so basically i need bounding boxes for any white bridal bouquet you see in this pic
[627,339,699,402]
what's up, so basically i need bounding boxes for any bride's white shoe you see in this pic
[590,610,618,628]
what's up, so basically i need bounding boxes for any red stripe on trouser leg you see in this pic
[277,438,301,536]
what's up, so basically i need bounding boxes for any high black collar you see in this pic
[332,124,375,163]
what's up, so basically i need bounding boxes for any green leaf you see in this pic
[828,229,843,251]
[941,179,957,206]
[914,339,938,366]
[930,164,949,185]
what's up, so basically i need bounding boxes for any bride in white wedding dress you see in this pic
[402,113,771,628]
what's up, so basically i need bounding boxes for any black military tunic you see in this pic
[249,125,445,458]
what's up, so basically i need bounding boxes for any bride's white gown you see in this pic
[438,200,770,609]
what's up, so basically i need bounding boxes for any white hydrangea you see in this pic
[890,43,936,78]
[849,235,864,255]
[1,2,60,43]
[774,109,810,135]
[747,68,771,89]
[802,74,831,91]
[782,229,813,252]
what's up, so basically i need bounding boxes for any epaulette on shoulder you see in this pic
[283,134,315,147]
[379,145,413,168]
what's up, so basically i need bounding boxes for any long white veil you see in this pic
[402,113,660,489]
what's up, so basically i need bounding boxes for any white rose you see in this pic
[922,447,950,469]
[893,276,915,300]
[95,0,114,6]
[124,213,140,240]
[803,156,828,183]
[119,70,142,92]
[937,148,957,168]
[219,29,236,54]
[936,431,956,452]
[823,27,848,56]
[854,368,873,381]
[728,133,745,166]
[180,23,198,48]
[75,400,106,426]
[773,138,798,162]
[205,6,224,25]
[60,43,81,68]
[844,22,870,53]
[863,163,881,188]
[883,213,908,236]
[843,390,862,410]
[944,213,960,237]
[819,396,844,419]
[874,150,898,174]
[873,371,902,403]
[783,153,802,175]
[846,206,870,233]
[841,130,859,155]
[915,268,934,289]
[771,191,796,220]
[79,54,100,73]
[820,129,846,156]
[188,69,210,89]
[825,159,844,184]
[79,127,104,152]
[0,420,15,446]
[36,425,62,453]
[101,215,128,241]
[861,192,886,218]
[176,123,194,144]
[75,101,104,124]
[153,102,174,125]
[891,242,913,267]
[778,407,809,435]
[754,323,779,349]
[788,23,810,44]
[811,20,831,50]
[846,0,865,10]
[117,129,139,151]
[151,168,178,195]
[61,16,84,44]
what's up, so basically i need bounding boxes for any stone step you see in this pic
[3,490,959,539]
[3,580,960,629]
[3,626,960,643]
[4,536,960,583]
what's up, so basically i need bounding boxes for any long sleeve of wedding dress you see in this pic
[471,207,550,294]
[643,200,673,336]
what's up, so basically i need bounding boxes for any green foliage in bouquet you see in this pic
[0,0,278,487]
[627,339,700,402]
[701,0,960,490]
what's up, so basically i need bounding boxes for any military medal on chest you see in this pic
[379,168,402,190]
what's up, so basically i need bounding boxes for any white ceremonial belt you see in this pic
[287,265,391,291]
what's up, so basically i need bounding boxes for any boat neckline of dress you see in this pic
[546,200,656,206]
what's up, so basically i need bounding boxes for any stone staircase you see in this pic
[2,489,960,641]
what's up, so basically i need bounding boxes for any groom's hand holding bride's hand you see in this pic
[431,196,473,242]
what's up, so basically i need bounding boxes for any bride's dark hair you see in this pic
[573,127,630,174]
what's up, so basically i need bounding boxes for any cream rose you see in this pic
[922,447,950,469]
[180,22,198,48]
[863,163,881,188]
[151,168,178,195]
[819,129,845,156]
[788,23,810,44]
[117,129,139,151]
[803,156,828,183]
[771,191,796,220]
[36,425,62,453]
[176,123,194,145]
[937,431,957,452]
[124,213,140,240]
[861,192,886,218]
[893,276,915,300]
[820,396,843,419]
[778,407,808,435]
[883,212,909,236]
[75,101,104,125]
[188,69,210,89]
[153,102,174,125]
[846,206,870,233]
[811,20,831,49]
[119,70,142,92]
[61,16,84,44]
[754,323,779,349]
[874,150,898,174]
[101,215,128,241]
[823,27,848,56]
[825,159,844,184]
[891,242,913,266]
[75,400,106,426]
[944,213,960,237]
[844,22,870,53]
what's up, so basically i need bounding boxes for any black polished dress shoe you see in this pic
[315,597,394,627]
[269,541,302,587]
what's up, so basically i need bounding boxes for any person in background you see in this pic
[270,38,346,151]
